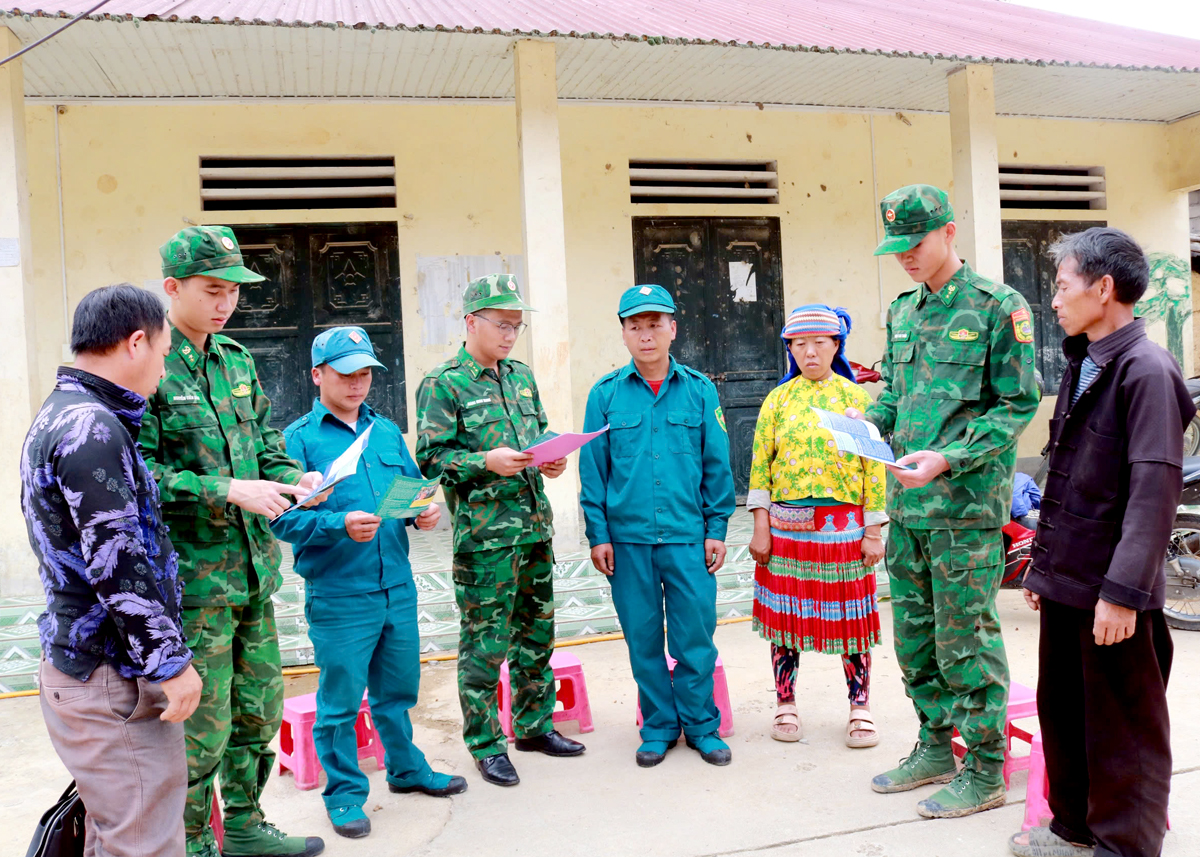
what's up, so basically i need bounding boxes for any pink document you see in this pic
[523,426,610,466]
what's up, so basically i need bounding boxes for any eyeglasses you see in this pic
[471,314,527,336]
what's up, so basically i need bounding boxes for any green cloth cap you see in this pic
[618,283,676,318]
[160,226,266,283]
[462,273,536,314]
[311,326,387,373]
[873,185,955,255]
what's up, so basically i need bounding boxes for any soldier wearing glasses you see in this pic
[415,274,582,788]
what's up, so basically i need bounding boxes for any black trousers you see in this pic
[1038,598,1173,857]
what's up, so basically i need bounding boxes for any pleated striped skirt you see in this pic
[752,502,882,655]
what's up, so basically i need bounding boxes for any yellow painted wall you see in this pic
[19,102,1194,465]
[1167,113,1200,192]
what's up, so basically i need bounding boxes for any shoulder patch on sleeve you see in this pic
[714,405,727,432]
[1010,308,1035,343]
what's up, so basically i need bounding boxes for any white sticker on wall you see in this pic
[729,261,757,303]
[0,238,20,267]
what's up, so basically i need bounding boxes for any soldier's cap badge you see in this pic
[220,236,236,251]
[231,383,253,398]
[348,331,363,343]
[885,209,896,222]
[948,328,980,342]
[1011,309,1035,343]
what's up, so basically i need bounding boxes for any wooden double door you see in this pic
[223,222,406,432]
[633,217,785,499]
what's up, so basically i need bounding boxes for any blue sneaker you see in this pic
[635,738,679,768]
[328,806,370,839]
[686,732,732,766]
[388,768,468,797]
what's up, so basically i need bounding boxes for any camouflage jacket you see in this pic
[415,346,553,554]
[138,325,304,606]
[865,263,1039,529]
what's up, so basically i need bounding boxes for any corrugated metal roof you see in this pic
[8,0,1200,72]
[3,7,1198,120]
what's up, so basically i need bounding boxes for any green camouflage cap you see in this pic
[873,184,955,255]
[462,273,537,315]
[160,226,266,283]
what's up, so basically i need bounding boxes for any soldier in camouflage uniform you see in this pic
[139,227,326,857]
[857,186,1039,818]
[415,274,584,788]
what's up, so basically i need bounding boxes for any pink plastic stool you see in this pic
[278,691,386,790]
[499,649,594,739]
[1023,729,1170,833]
[1023,730,1053,831]
[634,654,734,738]
[953,680,1037,788]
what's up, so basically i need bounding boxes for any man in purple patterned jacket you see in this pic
[21,284,203,857]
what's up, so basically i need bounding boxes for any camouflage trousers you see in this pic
[453,541,556,760]
[886,523,1009,773]
[181,598,283,850]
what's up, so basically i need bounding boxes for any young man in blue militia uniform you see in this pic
[271,327,466,840]
[579,284,737,768]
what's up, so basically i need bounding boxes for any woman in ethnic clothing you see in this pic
[748,304,886,748]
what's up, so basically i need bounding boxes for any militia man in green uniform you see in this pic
[851,186,1039,818]
[139,227,326,857]
[415,274,584,788]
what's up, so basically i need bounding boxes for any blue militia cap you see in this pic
[618,284,676,318]
[311,326,387,374]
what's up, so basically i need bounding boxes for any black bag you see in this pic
[25,781,86,857]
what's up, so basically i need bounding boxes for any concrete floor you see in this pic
[3,591,1198,857]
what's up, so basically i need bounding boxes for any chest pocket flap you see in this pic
[891,342,915,364]
[930,342,987,400]
[609,411,643,459]
[462,406,502,430]
[160,402,218,431]
[667,409,702,454]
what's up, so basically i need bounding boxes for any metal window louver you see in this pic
[200,155,397,211]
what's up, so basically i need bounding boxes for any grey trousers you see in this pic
[39,659,188,857]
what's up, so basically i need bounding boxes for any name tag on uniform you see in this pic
[465,397,493,408]
[231,383,252,398]
[171,393,201,404]
[891,330,911,341]
[948,328,980,342]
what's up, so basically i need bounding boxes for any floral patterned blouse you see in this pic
[747,374,886,515]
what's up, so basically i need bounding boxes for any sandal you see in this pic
[771,703,802,742]
[846,708,880,749]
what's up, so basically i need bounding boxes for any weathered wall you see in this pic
[8,99,1193,592]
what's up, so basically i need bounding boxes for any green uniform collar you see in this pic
[455,345,514,381]
[311,397,376,430]
[616,355,679,384]
[917,262,972,309]
[170,324,206,370]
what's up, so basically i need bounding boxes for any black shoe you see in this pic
[328,807,370,839]
[685,733,733,766]
[476,753,520,786]
[388,774,468,797]
[635,738,679,768]
[514,729,586,757]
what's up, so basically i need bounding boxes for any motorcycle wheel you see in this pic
[1164,512,1200,631]
[1185,413,1200,458]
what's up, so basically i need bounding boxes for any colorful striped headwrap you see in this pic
[778,303,857,386]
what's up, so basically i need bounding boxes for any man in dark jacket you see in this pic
[21,284,203,856]
[1012,228,1193,857]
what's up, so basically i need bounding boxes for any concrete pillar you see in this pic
[948,64,1004,280]
[0,27,41,595]
[513,39,580,551]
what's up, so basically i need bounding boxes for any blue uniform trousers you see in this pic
[610,542,720,742]
[304,584,431,810]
